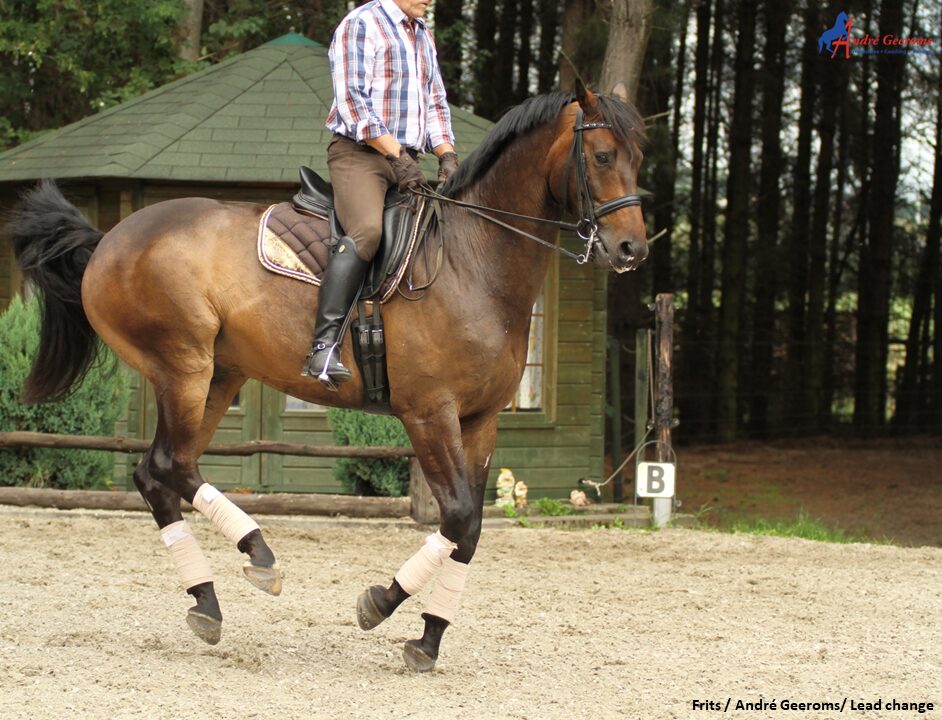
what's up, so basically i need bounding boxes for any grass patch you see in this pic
[725,511,869,544]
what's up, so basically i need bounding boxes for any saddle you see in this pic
[257,167,441,412]
[256,166,432,303]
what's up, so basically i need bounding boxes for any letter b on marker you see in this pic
[636,462,675,498]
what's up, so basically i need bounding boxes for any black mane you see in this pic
[442,90,646,197]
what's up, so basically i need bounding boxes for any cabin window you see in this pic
[285,396,325,412]
[506,294,545,412]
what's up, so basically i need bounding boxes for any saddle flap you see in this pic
[294,166,334,217]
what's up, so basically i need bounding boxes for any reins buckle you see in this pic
[576,220,599,265]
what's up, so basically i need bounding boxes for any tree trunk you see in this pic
[558,0,592,91]
[749,0,791,436]
[598,0,654,104]
[661,1,689,294]
[716,0,757,442]
[804,31,844,429]
[648,0,687,294]
[517,0,534,99]
[783,0,817,429]
[680,0,713,439]
[179,0,204,61]
[473,0,500,117]
[935,81,942,433]
[823,85,851,427]
[494,0,520,114]
[855,0,906,433]
[698,0,725,401]
[898,63,941,430]
[434,0,465,103]
[537,0,561,92]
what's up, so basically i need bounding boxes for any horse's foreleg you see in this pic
[134,449,222,644]
[355,404,473,644]
[402,415,496,672]
[150,367,282,597]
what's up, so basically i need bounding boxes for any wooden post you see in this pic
[608,339,623,503]
[633,329,651,505]
[653,293,675,527]
[409,457,438,524]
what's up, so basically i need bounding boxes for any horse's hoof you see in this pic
[242,561,283,596]
[356,585,389,630]
[402,640,437,672]
[186,610,222,645]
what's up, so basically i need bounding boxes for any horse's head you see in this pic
[551,80,648,273]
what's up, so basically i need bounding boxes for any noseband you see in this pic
[414,107,643,265]
[563,108,643,262]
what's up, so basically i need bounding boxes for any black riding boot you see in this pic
[301,236,369,390]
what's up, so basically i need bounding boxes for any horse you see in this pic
[818,11,850,55]
[9,80,647,672]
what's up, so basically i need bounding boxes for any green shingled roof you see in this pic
[0,34,493,184]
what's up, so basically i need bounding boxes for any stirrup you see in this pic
[301,343,349,391]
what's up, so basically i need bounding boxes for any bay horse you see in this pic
[9,82,647,672]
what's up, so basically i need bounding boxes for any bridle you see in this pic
[563,108,642,262]
[414,107,643,265]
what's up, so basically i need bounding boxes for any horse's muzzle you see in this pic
[609,237,648,273]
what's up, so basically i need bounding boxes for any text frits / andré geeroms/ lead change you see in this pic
[691,697,935,713]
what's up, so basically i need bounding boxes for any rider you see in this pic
[302,0,460,387]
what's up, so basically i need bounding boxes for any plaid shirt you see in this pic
[325,0,455,153]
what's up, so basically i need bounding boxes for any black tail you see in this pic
[8,180,104,402]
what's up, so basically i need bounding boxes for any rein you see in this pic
[414,108,643,265]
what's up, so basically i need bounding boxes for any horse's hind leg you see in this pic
[134,369,249,643]
[134,450,221,644]
[148,365,282,596]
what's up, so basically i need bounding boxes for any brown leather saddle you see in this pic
[257,166,432,303]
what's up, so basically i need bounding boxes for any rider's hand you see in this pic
[386,151,427,193]
[437,152,459,183]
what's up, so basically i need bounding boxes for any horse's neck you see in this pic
[444,127,560,315]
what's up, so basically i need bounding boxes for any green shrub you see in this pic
[0,296,129,489]
[326,408,411,496]
[533,497,575,516]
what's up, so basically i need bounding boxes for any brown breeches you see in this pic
[326,134,397,261]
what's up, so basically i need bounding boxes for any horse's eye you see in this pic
[594,152,611,165]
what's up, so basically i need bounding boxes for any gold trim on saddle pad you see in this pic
[256,204,324,287]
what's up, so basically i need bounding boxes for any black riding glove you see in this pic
[437,152,459,183]
[386,151,427,193]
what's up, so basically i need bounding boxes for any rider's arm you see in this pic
[366,134,405,157]
[426,39,456,154]
[328,16,389,143]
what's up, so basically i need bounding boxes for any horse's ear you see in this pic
[610,82,629,103]
[574,77,598,112]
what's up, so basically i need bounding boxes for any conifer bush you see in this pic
[326,408,411,497]
[0,296,129,489]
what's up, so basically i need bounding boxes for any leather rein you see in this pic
[414,109,642,265]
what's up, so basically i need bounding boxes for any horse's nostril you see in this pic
[618,241,634,259]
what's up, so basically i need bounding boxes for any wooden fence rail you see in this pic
[0,431,437,522]
[0,431,416,459]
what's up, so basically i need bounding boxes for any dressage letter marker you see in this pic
[636,462,675,498]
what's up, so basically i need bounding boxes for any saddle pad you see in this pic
[257,201,431,303]
[257,202,330,286]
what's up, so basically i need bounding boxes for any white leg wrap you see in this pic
[192,483,260,545]
[425,557,469,623]
[394,531,458,596]
[160,520,213,590]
